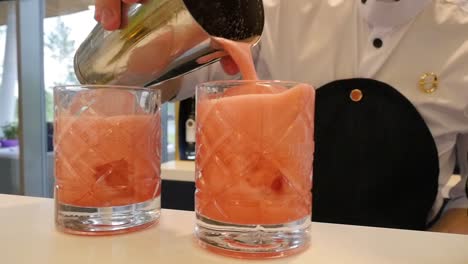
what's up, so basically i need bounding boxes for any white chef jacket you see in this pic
[176,0,468,223]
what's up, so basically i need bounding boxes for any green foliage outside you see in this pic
[44,19,77,122]
[2,122,18,139]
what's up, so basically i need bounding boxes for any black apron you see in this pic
[312,78,439,230]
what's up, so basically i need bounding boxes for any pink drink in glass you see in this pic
[54,86,161,235]
[195,80,315,258]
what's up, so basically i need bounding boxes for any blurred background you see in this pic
[0,0,176,198]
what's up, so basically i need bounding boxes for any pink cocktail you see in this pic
[195,80,315,258]
[54,85,161,235]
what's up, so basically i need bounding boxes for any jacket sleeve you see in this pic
[445,133,468,210]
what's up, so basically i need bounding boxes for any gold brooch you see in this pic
[350,89,363,102]
[419,73,438,94]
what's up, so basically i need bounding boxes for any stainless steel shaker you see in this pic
[74,0,264,102]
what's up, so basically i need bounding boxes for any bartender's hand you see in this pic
[94,0,140,30]
[430,208,468,235]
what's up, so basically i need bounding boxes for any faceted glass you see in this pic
[54,85,161,235]
[195,80,315,258]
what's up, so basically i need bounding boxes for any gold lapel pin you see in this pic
[350,89,363,102]
[419,72,438,94]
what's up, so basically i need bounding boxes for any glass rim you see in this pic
[196,80,312,88]
[53,84,158,93]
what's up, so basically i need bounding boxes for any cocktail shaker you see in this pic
[74,0,264,102]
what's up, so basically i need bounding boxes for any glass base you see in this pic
[55,197,160,235]
[195,214,311,259]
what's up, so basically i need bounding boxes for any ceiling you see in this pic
[0,0,94,26]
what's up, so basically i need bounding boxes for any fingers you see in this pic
[220,56,240,75]
[95,0,122,31]
[94,6,102,21]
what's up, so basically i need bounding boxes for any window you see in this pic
[0,24,5,83]
[0,1,18,127]
[43,6,96,122]
[0,0,20,195]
